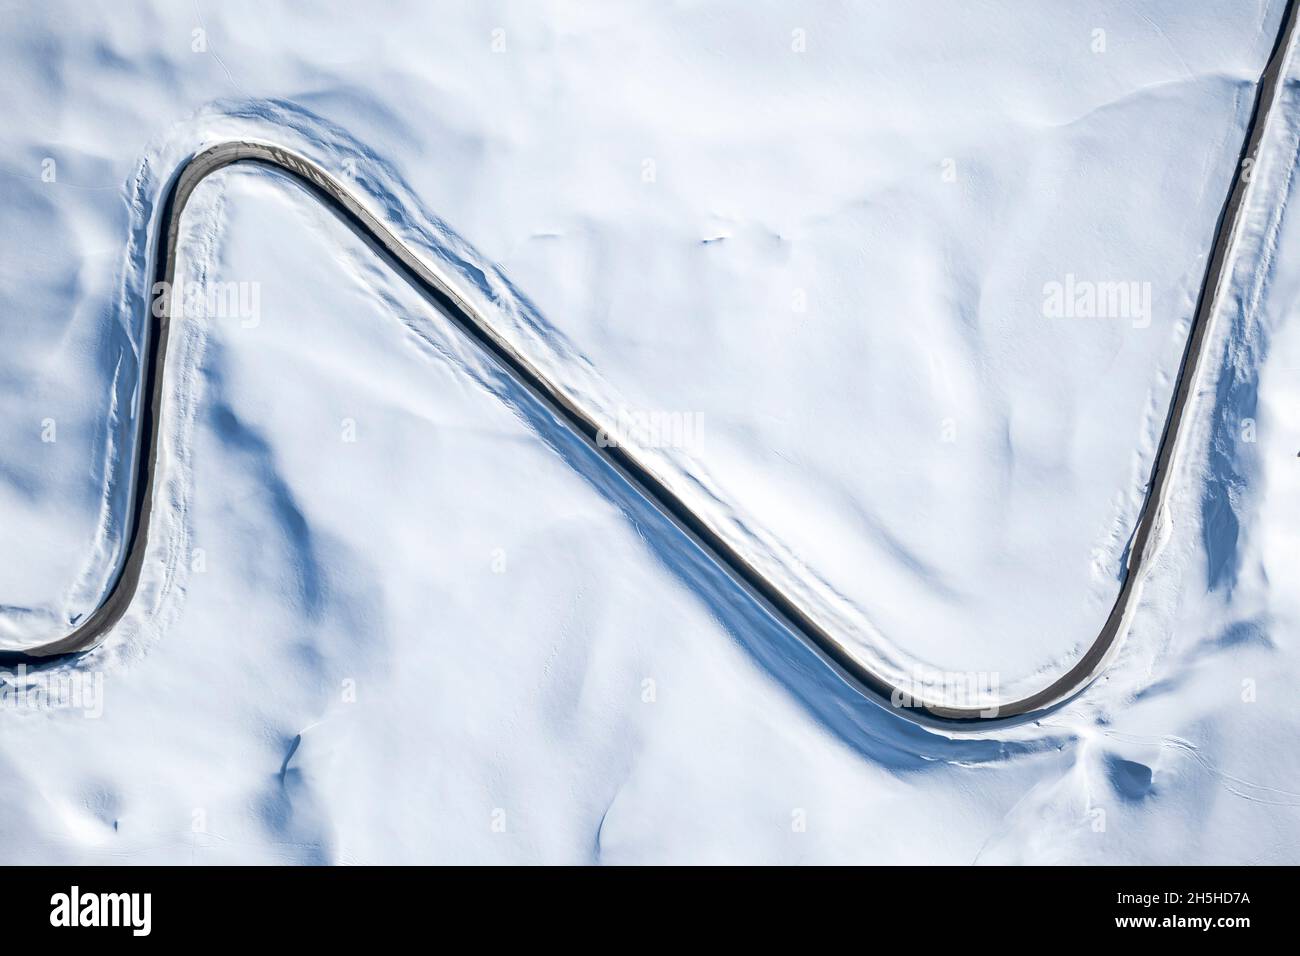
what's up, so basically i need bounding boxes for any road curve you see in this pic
[5,3,1297,726]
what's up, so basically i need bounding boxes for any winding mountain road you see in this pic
[7,2,1298,726]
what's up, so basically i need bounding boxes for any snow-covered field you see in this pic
[1,0,1298,863]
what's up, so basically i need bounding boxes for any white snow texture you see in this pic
[0,1,1298,863]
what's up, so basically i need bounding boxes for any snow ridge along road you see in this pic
[8,2,1298,727]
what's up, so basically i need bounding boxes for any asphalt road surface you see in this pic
[5,0,1297,728]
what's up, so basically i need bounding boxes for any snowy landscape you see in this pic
[1,0,1299,864]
